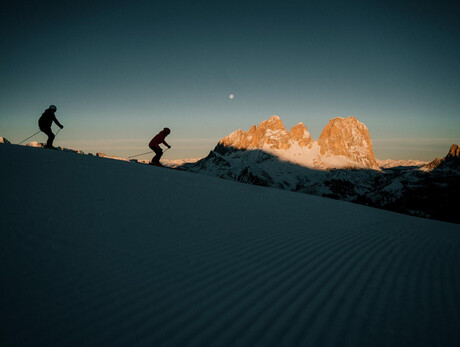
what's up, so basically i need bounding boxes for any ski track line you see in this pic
[99,224,350,345]
[4,215,338,346]
[346,224,418,347]
[63,226,318,344]
[299,232,397,346]
[278,227,388,346]
[156,223,382,347]
[382,226,460,347]
[3,211,460,346]
[6,218,366,346]
[362,224,446,346]
[160,225,370,346]
[118,223,360,342]
[36,222,322,344]
[204,225,380,347]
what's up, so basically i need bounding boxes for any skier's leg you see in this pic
[41,128,55,147]
[151,147,163,163]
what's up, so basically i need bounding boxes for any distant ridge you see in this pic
[423,144,460,171]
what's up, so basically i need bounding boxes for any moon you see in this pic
[229,94,235,99]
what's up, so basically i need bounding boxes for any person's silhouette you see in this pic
[149,128,171,166]
[38,105,63,148]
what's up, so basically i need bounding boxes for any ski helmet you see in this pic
[163,127,171,134]
[49,105,57,111]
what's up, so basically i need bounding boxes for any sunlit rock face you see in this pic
[424,144,460,171]
[219,115,313,151]
[447,144,460,159]
[318,116,379,169]
[216,115,380,170]
[289,122,313,148]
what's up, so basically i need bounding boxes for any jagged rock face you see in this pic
[289,123,312,148]
[318,117,379,169]
[423,144,460,171]
[424,158,441,171]
[447,144,460,159]
[0,137,11,144]
[210,115,380,170]
[219,115,312,151]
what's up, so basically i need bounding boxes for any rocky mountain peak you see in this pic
[447,144,460,159]
[318,116,379,169]
[289,123,312,148]
[258,115,285,131]
[219,115,301,151]
[216,115,379,170]
[424,144,460,171]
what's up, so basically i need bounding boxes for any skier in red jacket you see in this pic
[149,128,171,166]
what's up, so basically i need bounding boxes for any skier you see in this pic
[149,127,171,166]
[38,105,63,149]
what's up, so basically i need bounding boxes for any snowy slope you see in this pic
[1,144,460,347]
[377,159,428,168]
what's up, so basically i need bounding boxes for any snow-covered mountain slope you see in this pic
[138,157,201,167]
[376,159,428,168]
[1,143,460,347]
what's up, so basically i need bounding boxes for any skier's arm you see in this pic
[162,140,171,148]
[53,116,64,129]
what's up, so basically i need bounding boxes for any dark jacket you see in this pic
[39,109,62,130]
[149,131,170,149]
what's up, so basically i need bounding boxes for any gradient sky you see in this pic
[1,0,459,160]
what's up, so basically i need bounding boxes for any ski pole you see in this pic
[128,147,170,159]
[55,128,62,137]
[18,130,42,145]
[128,150,153,159]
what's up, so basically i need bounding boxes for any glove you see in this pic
[60,125,64,129]
[167,145,171,149]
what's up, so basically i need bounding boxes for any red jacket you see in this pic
[149,130,170,149]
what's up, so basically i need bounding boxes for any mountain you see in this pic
[423,144,460,171]
[181,115,383,198]
[217,115,379,170]
[318,116,379,169]
[1,143,460,347]
[219,115,313,152]
[181,117,459,223]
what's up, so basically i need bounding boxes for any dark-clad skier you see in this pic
[149,128,171,166]
[38,105,63,149]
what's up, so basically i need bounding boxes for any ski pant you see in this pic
[150,147,163,163]
[40,127,55,147]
